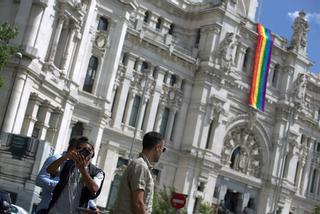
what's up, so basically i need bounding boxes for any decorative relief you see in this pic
[289,11,309,51]
[221,127,263,178]
[292,73,307,109]
[215,32,236,73]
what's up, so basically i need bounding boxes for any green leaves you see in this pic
[0,22,18,87]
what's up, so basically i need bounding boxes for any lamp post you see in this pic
[128,70,150,160]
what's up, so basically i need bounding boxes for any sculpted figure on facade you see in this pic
[217,32,235,72]
[293,73,307,107]
[290,11,308,51]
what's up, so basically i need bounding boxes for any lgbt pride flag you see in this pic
[249,23,274,112]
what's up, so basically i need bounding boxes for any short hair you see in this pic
[68,136,95,158]
[142,131,164,150]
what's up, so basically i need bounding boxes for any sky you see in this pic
[259,0,320,72]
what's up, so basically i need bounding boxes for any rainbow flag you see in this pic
[249,23,274,112]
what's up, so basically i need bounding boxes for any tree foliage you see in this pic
[152,186,187,214]
[0,22,18,87]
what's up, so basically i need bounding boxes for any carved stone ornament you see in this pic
[216,32,235,73]
[292,73,307,108]
[221,127,263,178]
[290,11,309,51]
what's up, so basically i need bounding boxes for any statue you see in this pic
[293,74,307,107]
[233,147,249,173]
[290,11,309,51]
[217,32,235,72]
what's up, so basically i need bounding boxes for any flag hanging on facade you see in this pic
[249,23,274,112]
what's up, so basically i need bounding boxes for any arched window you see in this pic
[144,11,150,23]
[272,64,280,87]
[83,56,98,93]
[156,17,162,30]
[98,17,108,31]
[129,96,141,127]
[230,146,241,169]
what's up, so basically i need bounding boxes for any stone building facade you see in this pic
[0,0,319,213]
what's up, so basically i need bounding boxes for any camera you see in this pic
[78,148,92,159]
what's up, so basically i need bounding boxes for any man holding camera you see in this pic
[46,136,105,214]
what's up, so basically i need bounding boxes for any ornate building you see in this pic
[0,0,319,213]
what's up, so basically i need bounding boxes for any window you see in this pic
[317,143,320,152]
[205,121,214,149]
[300,134,305,144]
[159,108,170,136]
[70,122,84,138]
[129,96,141,127]
[317,108,320,121]
[242,48,250,71]
[195,29,201,47]
[141,100,149,130]
[97,17,108,31]
[156,17,162,30]
[170,113,177,141]
[83,56,98,93]
[294,161,300,185]
[169,75,176,86]
[143,11,150,23]
[141,62,148,73]
[272,64,280,87]
[168,24,174,35]
[310,169,317,193]
[111,88,118,116]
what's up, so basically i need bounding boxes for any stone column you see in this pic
[182,78,211,150]
[198,24,221,61]
[36,100,53,140]
[144,66,166,132]
[165,108,177,142]
[21,93,41,136]
[22,1,48,56]
[136,96,148,131]
[96,141,119,207]
[135,58,143,72]
[235,44,247,71]
[47,14,65,63]
[296,161,305,194]
[301,140,314,195]
[12,0,33,45]
[123,92,135,126]
[60,21,76,72]
[154,104,165,132]
[46,107,63,143]
[112,53,136,128]
[2,70,29,133]
[172,79,192,149]
[53,101,74,153]
[87,119,106,164]
[96,15,131,110]
[202,173,218,203]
